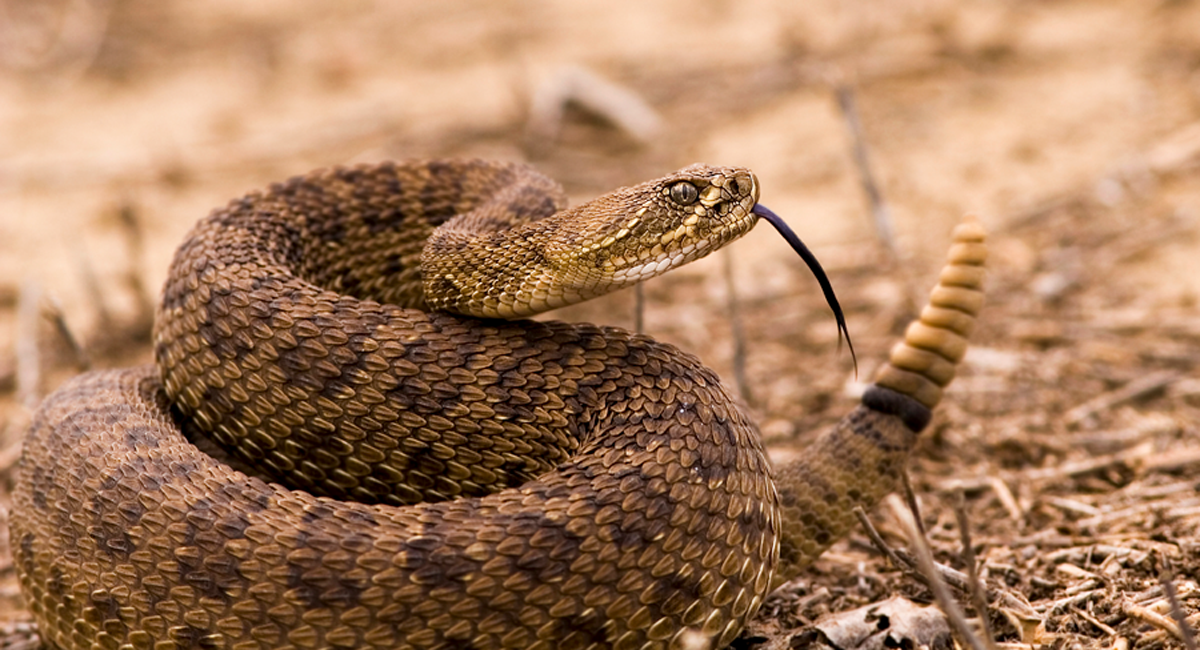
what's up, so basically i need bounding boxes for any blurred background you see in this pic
[1,1,1198,645]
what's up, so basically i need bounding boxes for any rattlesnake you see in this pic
[9,160,986,650]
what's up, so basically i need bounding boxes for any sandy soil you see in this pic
[1,1,1198,648]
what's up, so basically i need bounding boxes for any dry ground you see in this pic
[1,1,1198,648]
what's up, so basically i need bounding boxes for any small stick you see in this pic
[1064,370,1181,425]
[15,280,42,409]
[43,294,90,370]
[526,65,662,150]
[901,471,928,539]
[868,499,1039,619]
[1123,601,1190,643]
[116,200,155,334]
[1162,571,1198,650]
[74,241,114,332]
[939,443,1200,492]
[834,82,899,263]
[855,507,911,572]
[633,284,645,335]
[722,250,753,405]
[1073,605,1119,637]
[955,488,997,648]
[894,497,990,650]
[988,476,1025,522]
[1047,589,1105,615]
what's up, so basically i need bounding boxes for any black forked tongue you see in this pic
[752,204,857,374]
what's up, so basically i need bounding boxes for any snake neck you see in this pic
[772,218,987,583]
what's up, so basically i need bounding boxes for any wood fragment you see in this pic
[939,441,1200,493]
[1045,589,1104,615]
[988,476,1024,522]
[1064,370,1182,425]
[526,65,662,150]
[1123,601,1190,643]
[1044,496,1102,517]
[1055,563,1101,581]
[1073,605,1118,637]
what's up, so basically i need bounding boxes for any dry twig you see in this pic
[526,66,662,150]
[1064,370,1182,426]
[115,201,155,334]
[43,294,90,371]
[633,284,645,335]
[1162,573,1198,650]
[1123,601,1190,643]
[15,280,41,409]
[894,496,991,650]
[956,488,997,648]
[833,82,899,263]
[722,251,752,405]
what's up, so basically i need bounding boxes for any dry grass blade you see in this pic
[833,81,898,263]
[115,201,155,335]
[855,506,911,572]
[893,496,992,650]
[633,283,645,335]
[1123,600,1191,643]
[1064,370,1182,426]
[526,65,662,150]
[1162,574,1198,650]
[43,294,90,371]
[722,250,752,406]
[955,488,997,647]
[15,280,41,409]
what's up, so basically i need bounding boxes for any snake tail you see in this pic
[772,217,987,581]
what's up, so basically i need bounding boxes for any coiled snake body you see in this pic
[10,160,986,650]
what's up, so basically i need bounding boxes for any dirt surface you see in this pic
[1,1,1199,648]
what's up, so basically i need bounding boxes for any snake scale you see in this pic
[9,160,986,650]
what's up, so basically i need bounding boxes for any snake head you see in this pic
[553,164,761,288]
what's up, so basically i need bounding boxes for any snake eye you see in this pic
[669,181,699,206]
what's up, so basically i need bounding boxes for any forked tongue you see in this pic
[751,204,857,373]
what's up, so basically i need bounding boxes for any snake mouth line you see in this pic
[751,203,857,373]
